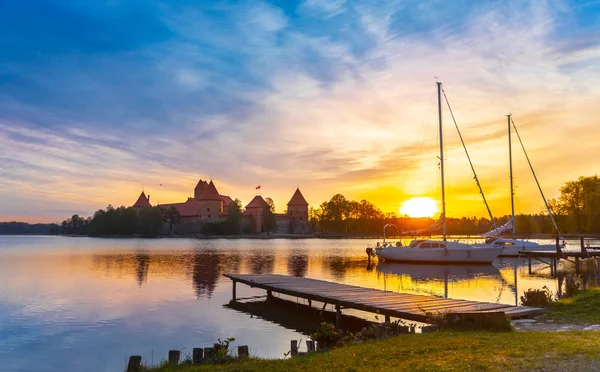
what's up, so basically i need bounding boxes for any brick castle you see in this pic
[132,179,310,234]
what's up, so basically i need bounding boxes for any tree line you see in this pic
[310,175,600,236]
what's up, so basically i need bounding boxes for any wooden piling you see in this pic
[238,345,249,359]
[232,280,237,302]
[168,350,180,366]
[290,340,298,356]
[127,356,142,372]
[335,305,342,328]
[204,347,214,360]
[306,340,315,353]
[192,348,204,364]
[385,315,391,323]
[528,257,532,274]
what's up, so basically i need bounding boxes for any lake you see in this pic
[0,235,598,371]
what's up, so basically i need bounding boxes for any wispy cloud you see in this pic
[1,0,600,221]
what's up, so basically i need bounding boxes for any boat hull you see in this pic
[375,243,503,264]
[473,240,559,256]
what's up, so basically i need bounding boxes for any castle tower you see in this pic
[194,179,209,200]
[245,195,269,233]
[197,180,223,220]
[132,191,152,209]
[287,188,309,234]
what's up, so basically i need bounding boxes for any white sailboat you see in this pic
[474,115,562,256]
[372,82,504,264]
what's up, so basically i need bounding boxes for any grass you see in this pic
[142,331,600,372]
[140,289,600,372]
[541,287,600,324]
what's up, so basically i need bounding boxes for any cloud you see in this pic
[1,0,600,221]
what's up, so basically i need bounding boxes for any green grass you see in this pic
[141,289,600,372]
[542,288,600,324]
[143,331,600,372]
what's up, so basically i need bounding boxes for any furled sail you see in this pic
[400,214,445,235]
[481,218,514,238]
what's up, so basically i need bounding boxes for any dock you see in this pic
[224,274,544,324]
[520,236,600,276]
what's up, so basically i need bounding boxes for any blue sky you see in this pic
[2,0,600,221]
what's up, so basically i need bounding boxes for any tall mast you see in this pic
[508,114,516,238]
[437,82,446,242]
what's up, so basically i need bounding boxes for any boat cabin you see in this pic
[409,240,446,249]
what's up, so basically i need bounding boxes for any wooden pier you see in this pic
[520,237,600,276]
[224,274,543,324]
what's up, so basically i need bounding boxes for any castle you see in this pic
[132,179,310,234]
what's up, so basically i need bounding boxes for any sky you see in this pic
[1,0,600,222]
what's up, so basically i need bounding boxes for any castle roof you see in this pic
[194,179,208,192]
[287,188,308,206]
[133,191,152,208]
[159,198,201,217]
[220,195,234,206]
[198,180,221,200]
[245,195,269,209]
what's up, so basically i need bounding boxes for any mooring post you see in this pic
[192,348,204,364]
[308,299,312,308]
[238,345,249,359]
[204,347,214,360]
[127,356,142,372]
[335,305,342,328]
[385,315,391,323]
[290,340,298,356]
[232,280,237,303]
[168,350,180,366]
[306,340,315,353]
[528,257,532,274]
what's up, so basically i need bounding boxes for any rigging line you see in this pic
[441,88,497,230]
[510,118,561,236]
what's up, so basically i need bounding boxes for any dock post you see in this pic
[290,340,298,356]
[232,280,237,303]
[385,315,391,323]
[528,257,532,274]
[168,350,180,366]
[192,348,204,364]
[238,345,249,359]
[335,305,342,328]
[127,356,142,372]
[306,340,315,353]
[308,299,312,308]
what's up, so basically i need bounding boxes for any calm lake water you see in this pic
[0,236,598,372]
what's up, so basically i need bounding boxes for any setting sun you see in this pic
[399,197,439,218]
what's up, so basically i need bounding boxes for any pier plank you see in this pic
[224,274,543,323]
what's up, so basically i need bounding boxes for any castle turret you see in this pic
[287,188,309,234]
[132,191,151,208]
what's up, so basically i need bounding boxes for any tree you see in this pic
[226,199,243,234]
[137,206,164,237]
[263,197,277,234]
[163,206,182,234]
[550,175,600,233]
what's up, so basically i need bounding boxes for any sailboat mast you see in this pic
[508,114,516,238]
[437,82,447,242]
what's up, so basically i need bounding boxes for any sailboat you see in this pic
[372,82,504,264]
[473,115,562,256]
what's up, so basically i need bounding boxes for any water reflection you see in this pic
[286,252,308,277]
[192,250,220,299]
[1,236,599,372]
[248,249,275,274]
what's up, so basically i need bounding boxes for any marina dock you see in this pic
[224,274,544,324]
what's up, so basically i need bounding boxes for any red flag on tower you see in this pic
[255,185,261,190]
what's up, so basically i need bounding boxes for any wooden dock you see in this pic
[224,274,543,324]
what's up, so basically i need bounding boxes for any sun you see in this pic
[399,197,439,218]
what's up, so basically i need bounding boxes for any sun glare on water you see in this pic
[399,197,439,218]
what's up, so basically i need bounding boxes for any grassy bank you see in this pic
[144,331,600,372]
[541,287,600,324]
[140,289,600,371]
